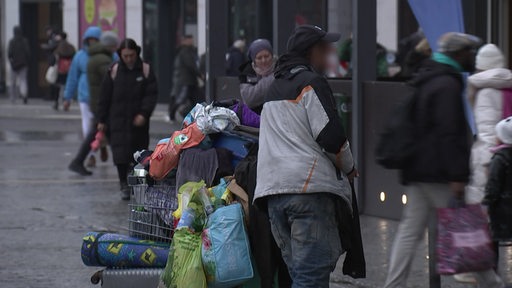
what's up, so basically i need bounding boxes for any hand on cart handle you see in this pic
[97,123,106,132]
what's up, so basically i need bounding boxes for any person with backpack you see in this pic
[63,26,101,168]
[53,31,76,110]
[382,32,507,288]
[7,26,30,104]
[68,31,119,176]
[97,39,158,200]
[253,25,364,287]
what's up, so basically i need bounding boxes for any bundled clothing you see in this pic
[466,68,512,204]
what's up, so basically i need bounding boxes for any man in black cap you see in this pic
[253,25,364,287]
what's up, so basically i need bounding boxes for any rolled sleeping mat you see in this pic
[81,232,170,268]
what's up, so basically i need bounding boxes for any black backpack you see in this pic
[375,83,419,169]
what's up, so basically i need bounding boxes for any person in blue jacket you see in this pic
[63,26,101,168]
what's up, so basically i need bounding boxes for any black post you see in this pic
[156,0,176,102]
[205,0,228,102]
[352,0,376,210]
[272,0,296,56]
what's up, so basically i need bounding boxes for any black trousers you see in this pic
[71,120,97,165]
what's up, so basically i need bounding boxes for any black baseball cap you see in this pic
[287,25,341,53]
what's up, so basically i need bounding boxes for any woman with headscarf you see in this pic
[239,39,275,114]
[97,39,158,200]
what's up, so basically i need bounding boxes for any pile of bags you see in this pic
[159,180,253,288]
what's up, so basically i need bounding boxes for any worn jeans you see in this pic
[384,183,504,288]
[267,193,342,288]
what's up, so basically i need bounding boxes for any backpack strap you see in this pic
[142,63,150,79]
[110,63,119,80]
[110,62,150,80]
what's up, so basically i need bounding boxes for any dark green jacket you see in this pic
[87,43,113,117]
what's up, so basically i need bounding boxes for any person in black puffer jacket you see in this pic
[484,117,512,241]
[97,39,158,200]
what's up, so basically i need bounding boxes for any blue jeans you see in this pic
[267,193,342,288]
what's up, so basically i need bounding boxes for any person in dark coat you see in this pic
[53,31,76,110]
[8,26,30,104]
[484,117,512,242]
[169,35,201,122]
[384,32,506,288]
[98,39,158,200]
[225,39,247,76]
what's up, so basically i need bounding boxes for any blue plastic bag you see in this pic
[202,203,253,288]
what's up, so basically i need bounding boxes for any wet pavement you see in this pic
[0,98,511,287]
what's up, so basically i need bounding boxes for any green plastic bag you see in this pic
[160,229,206,288]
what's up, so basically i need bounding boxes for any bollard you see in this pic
[428,213,441,288]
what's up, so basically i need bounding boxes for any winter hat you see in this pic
[247,39,273,61]
[496,117,512,145]
[437,32,481,53]
[476,44,505,71]
[100,31,119,48]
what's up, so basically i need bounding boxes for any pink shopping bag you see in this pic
[437,204,495,275]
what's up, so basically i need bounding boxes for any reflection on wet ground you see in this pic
[0,130,170,143]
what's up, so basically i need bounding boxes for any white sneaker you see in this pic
[453,273,477,284]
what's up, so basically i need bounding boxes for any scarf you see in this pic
[432,52,463,72]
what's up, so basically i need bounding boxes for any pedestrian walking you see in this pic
[253,25,364,287]
[169,35,201,122]
[383,32,506,288]
[41,26,60,104]
[68,31,119,176]
[53,31,76,110]
[63,26,101,167]
[7,26,30,104]
[484,117,512,242]
[238,38,275,113]
[466,43,512,204]
[225,39,247,76]
[97,39,158,200]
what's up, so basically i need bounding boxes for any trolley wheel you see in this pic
[90,270,103,285]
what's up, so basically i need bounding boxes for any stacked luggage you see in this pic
[82,102,262,288]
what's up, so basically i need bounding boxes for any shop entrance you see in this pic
[20,0,62,99]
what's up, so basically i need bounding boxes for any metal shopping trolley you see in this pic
[127,165,177,243]
[91,165,177,288]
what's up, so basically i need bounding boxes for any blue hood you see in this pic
[83,26,101,41]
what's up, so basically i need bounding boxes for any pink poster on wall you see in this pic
[79,0,126,44]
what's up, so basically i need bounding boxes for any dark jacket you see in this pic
[87,43,113,117]
[171,45,200,96]
[7,27,30,71]
[98,58,158,165]
[484,147,512,241]
[403,59,470,184]
[226,46,246,76]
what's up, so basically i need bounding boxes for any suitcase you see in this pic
[91,268,162,288]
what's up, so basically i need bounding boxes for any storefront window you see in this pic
[295,0,327,27]
[143,0,158,67]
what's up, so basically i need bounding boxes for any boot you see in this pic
[69,161,93,176]
[120,183,131,201]
[100,146,109,162]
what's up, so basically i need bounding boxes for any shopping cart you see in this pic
[127,165,177,243]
